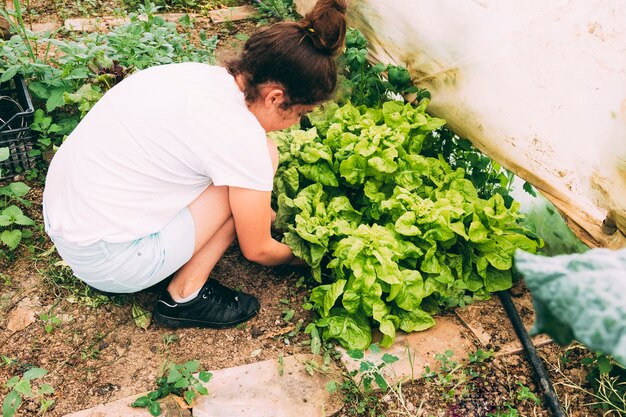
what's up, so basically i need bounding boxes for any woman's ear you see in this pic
[263,87,286,108]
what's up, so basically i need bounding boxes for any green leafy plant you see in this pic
[0,178,34,256]
[1,2,219,167]
[131,360,212,416]
[39,306,63,334]
[2,367,55,417]
[253,0,297,21]
[132,303,152,330]
[0,148,8,178]
[273,101,541,349]
[581,353,626,415]
[325,345,398,417]
[487,404,520,417]
[485,382,541,417]
[339,28,429,109]
[422,350,470,400]
[421,127,517,205]
[29,109,62,160]
[516,380,540,405]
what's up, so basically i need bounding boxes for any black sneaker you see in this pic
[153,279,260,329]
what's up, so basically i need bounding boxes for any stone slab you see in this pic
[6,296,42,332]
[337,316,476,386]
[193,354,341,417]
[208,5,258,23]
[65,354,341,417]
[64,393,151,417]
[65,397,191,417]
[64,17,129,32]
[31,22,62,33]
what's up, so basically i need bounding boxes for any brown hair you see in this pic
[226,0,347,107]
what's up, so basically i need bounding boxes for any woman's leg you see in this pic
[154,139,279,328]
[154,183,260,329]
[166,185,235,300]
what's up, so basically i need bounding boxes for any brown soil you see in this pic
[23,0,249,24]
[376,283,606,417]
[0,192,314,416]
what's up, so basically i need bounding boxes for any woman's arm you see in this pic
[229,186,294,266]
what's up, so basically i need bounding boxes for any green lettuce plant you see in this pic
[273,100,541,349]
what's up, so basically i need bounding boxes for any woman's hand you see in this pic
[287,254,307,267]
[285,250,309,266]
[229,187,293,266]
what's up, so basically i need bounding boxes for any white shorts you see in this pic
[46,208,195,293]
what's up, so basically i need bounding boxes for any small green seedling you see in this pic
[282,309,295,322]
[326,345,399,416]
[516,381,541,405]
[39,311,62,333]
[131,360,212,416]
[132,303,152,330]
[2,367,55,417]
[487,404,520,417]
[423,349,495,400]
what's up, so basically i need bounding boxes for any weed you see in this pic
[0,177,34,260]
[43,261,127,307]
[39,308,62,334]
[516,380,541,405]
[423,349,499,401]
[487,403,520,417]
[1,367,55,417]
[581,353,626,415]
[282,308,295,322]
[79,331,106,361]
[469,348,494,364]
[162,334,180,346]
[131,303,152,330]
[330,345,399,417]
[0,355,12,367]
[277,353,284,376]
[130,360,212,416]
[422,350,469,400]
[123,0,200,13]
[29,109,62,161]
[253,0,297,21]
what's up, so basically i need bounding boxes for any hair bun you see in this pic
[300,0,347,55]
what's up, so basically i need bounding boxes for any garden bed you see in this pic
[0,1,619,416]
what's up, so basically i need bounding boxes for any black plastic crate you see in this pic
[0,75,36,180]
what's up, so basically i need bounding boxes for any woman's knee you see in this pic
[188,185,232,250]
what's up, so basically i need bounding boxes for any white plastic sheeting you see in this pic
[296,0,626,249]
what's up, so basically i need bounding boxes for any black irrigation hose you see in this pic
[498,290,567,417]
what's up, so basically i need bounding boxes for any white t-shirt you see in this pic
[43,63,274,245]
